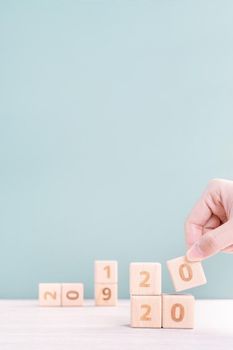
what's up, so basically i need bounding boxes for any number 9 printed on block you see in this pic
[94,260,118,306]
[95,283,118,306]
[130,263,161,295]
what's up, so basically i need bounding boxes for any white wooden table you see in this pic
[0,300,233,350]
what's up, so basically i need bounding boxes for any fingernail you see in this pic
[186,243,205,261]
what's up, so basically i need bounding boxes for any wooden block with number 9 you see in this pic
[130,262,161,295]
[131,295,162,328]
[95,260,118,284]
[95,284,117,306]
[39,283,61,306]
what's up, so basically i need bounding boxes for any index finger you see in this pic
[185,196,212,248]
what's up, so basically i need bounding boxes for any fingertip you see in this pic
[186,253,201,262]
[186,244,205,262]
[185,222,202,248]
[222,246,233,253]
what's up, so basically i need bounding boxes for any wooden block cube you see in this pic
[131,295,162,328]
[95,260,118,284]
[39,283,61,306]
[62,283,84,307]
[130,262,161,295]
[167,256,207,292]
[162,294,195,329]
[95,283,117,306]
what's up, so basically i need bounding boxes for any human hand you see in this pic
[185,179,233,261]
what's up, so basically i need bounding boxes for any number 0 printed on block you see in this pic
[167,256,207,292]
[61,283,84,306]
[162,294,195,329]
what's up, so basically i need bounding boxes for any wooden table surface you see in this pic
[0,299,233,350]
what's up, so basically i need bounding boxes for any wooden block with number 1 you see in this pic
[95,260,118,306]
[95,260,118,284]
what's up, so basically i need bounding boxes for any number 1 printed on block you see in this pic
[95,261,118,284]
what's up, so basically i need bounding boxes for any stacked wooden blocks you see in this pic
[130,256,207,329]
[95,260,118,306]
[130,262,162,328]
[39,260,118,307]
[39,283,84,307]
[38,255,207,330]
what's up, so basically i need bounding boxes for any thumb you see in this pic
[186,220,233,261]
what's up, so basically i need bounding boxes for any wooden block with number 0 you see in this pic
[162,294,195,328]
[39,283,61,306]
[95,260,118,284]
[130,262,161,295]
[95,284,117,306]
[167,256,207,292]
[62,283,84,306]
[131,295,161,328]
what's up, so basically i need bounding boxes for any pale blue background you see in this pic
[1,0,233,299]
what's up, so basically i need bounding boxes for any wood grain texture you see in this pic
[0,300,233,350]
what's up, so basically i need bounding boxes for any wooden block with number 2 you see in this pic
[131,295,161,328]
[130,262,161,295]
[39,283,61,306]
